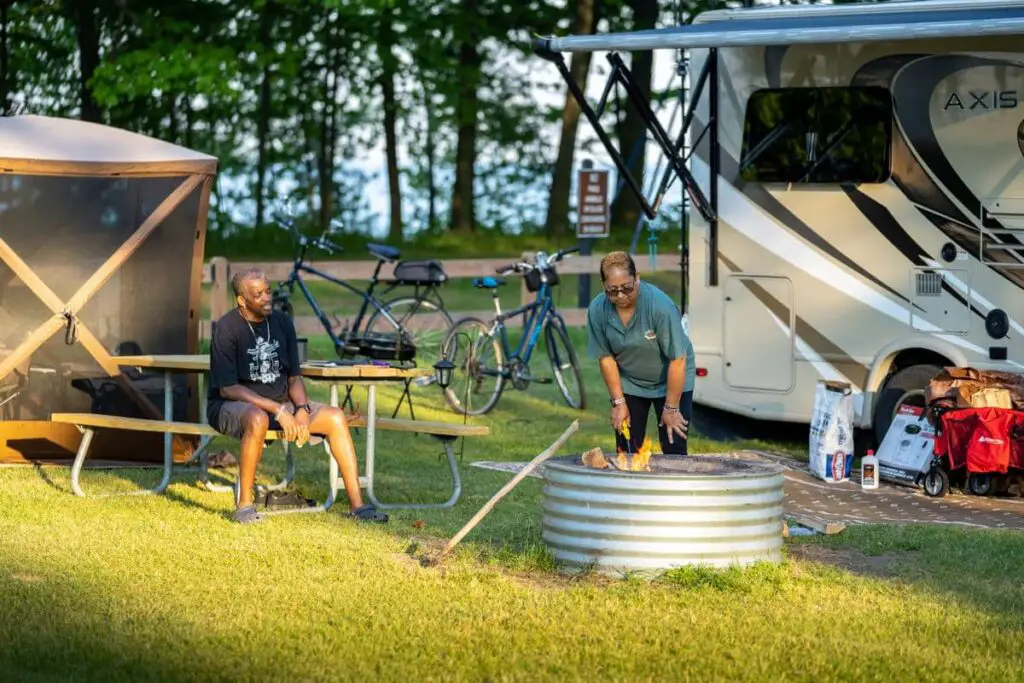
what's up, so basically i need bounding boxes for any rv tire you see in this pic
[872,363,943,446]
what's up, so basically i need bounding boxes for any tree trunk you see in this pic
[425,92,437,231]
[450,2,481,233]
[379,4,403,243]
[544,0,598,237]
[72,0,101,122]
[610,0,658,233]
[319,10,340,233]
[254,0,274,236]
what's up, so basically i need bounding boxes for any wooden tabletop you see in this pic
[112,355,432,380]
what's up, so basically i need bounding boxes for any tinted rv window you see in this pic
[739,87,892,184]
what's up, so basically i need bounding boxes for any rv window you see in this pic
[739,87,892,185]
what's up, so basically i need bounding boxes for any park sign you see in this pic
[576,168,610,238]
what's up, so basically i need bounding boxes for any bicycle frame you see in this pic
[488,282,557,375]
[277,241,445,345]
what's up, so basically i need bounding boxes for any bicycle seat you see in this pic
[366,243,401,262]
[472,276,506,289]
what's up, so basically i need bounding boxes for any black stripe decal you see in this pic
[700,141,916,306]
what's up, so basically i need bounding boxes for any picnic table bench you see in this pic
[51,356,490,511]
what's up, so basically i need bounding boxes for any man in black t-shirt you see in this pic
[208,267,387,525]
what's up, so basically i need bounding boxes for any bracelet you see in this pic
[663,405,679,413]
[611,397,626,406]
[275,405,287,420]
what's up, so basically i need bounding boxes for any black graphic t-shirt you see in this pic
[207,309,300,425]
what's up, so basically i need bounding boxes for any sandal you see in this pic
[233,504,263,525]
[349,504,389,524]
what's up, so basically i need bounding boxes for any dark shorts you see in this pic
[214,400,330,439]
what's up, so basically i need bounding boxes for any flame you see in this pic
[631,436,653,472]
[615,449,628,471]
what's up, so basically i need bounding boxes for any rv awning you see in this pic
[534,2,1024,55]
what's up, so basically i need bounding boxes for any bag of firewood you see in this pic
[926,367,1024,411]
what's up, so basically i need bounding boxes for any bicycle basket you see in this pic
[393,259,447,285]
[348,332,417,362]
[524,266,559,293]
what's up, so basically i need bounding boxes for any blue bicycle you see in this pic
[440,247,586,415]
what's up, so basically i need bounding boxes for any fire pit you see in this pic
[541,452,785,577]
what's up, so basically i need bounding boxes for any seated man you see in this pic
[207,267,387,525]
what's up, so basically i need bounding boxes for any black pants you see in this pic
[614,391,693,456]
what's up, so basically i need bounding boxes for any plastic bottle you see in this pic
[861,449,879,490]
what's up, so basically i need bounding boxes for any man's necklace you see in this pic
[239,308,269,343]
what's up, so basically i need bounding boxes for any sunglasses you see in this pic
[604,280,636,298]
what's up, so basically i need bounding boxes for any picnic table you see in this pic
[53,355,487,510]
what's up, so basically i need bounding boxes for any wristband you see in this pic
[663,405,679,413]
[275,405,287,420]
[296,403,311,415]
[611,397,626,406]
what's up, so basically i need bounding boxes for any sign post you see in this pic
[576,162,610,308]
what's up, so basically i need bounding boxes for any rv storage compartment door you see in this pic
[910,267,969,334]
[723,275,794,392]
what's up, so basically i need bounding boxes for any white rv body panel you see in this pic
[687,29,1024,430]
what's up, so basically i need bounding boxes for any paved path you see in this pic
[742,451,1024,531]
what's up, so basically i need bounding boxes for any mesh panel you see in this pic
[0,174,201,460]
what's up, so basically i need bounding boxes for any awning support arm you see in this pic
[535,41,715,223]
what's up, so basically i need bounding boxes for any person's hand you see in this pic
[277,409,300,442]
[611,402,630,435]
[661,408,688,444]
[293,407,311,447]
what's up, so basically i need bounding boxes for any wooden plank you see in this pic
[0,316,65,386]
[66,175,204,312]
[49,413,487,439]
[786,514,847,536]
[113,354,210,372]
[0,237,66,311]
[375,417,490,437]
[299,364,432,380]
[0,159,218,177]
[209,253,680,286]
[51,413,220,437]
[74,325,122,377]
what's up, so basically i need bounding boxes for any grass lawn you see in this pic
[2,331,1023,681]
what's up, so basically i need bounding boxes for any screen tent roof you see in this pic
[0,115,218,176]
[535,0,1024,55]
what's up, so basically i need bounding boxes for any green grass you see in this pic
[2,331,1023,681]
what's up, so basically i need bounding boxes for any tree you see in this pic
[543,0,599,237]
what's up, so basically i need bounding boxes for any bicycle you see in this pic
[439,247,587,416]
[270,216,453,368]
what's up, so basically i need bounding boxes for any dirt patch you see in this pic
[10,574,43,583]
[787,543,919,579]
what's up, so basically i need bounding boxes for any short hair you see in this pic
[599,251,636,281]
[231,267,268,297]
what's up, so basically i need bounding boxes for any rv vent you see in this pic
[915,271,943,297]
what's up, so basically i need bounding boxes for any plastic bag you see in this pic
[809,380,854,482]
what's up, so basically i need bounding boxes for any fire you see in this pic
[581,437,655,472]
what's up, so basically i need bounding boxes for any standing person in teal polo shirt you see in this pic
[587,251,695,455]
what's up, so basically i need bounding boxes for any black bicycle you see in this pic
[440,247,586,415]
[270,216,453,368]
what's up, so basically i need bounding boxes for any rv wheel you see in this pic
[968,474,993,497]
[923,467,949,498]
[872,364,943,445]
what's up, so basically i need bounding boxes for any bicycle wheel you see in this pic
[544,315,586,410]
[365,296,453,367]
[441,317,505,416]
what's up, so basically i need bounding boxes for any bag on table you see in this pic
[809,380,855,483]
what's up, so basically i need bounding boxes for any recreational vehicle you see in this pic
[536,0,1024,442]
